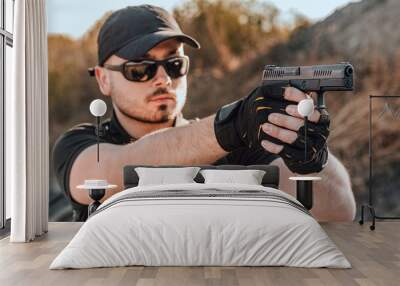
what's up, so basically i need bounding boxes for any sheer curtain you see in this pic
[6,0,49,242]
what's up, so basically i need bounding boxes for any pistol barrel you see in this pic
[262,63,354,92]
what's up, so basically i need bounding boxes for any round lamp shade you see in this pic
[90,99,107,117]
[297,98,314,117]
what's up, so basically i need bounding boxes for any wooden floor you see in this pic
[0,222,399,286]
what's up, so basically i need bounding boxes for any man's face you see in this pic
[100,39,187,124]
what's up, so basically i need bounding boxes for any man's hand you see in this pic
[214,84,330,174]
[260,87,330,174]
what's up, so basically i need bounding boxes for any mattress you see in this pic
[50,183,351,269]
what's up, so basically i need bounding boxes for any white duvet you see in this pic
[50,183,350,269]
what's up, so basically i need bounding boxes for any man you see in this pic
[52,5,356,222]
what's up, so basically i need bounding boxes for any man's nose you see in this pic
[152,65,172,87]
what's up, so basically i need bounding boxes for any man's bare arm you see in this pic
[270,150,356,221]
[69,115,228,205]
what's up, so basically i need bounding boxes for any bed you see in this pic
[50,165,350,269]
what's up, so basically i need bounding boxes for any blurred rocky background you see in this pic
[48,0,400,221]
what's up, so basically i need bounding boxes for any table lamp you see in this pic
[77,99,117,216]
[89,99,107,162]
[289,97,321,210]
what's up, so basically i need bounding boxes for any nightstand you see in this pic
[77,180,117,216]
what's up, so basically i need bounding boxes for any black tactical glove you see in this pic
[214,84,330,174]
[277,107,330,174]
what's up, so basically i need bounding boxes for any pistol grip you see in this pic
[316,92,326,110]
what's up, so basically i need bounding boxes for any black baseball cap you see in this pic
[97,5,200,66]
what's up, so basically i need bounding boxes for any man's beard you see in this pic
[119,103,171,124]
[116,87,177,124]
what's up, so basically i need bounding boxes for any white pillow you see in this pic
[135,167,201,186]
[200,169,266,185]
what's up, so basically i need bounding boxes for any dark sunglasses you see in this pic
[88,55,190,82]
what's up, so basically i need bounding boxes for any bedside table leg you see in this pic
[88,201,101,217]
[88,189,106,216]
[297,180,313,210]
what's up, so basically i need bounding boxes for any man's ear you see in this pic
[95,66,112,96]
